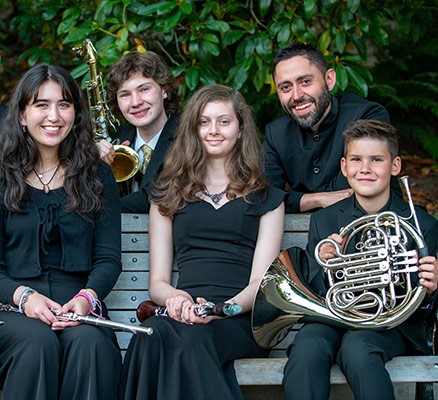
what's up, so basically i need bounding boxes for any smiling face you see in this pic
[341,138,401,211]
[197,100,240,160]
[274,55,336,131]
[20,80,75,152]
[116,72,169,138]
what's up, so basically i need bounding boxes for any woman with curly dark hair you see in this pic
[0,64,122,400]
[120,84,285,400]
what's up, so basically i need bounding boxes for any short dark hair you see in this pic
[272,42,328,77]
[343,120,399,159]
[106,51,179,115]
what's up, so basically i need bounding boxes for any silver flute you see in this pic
[51,308,153,335]
[0,303,153,335]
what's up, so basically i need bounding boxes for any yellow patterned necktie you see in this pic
[140,144,153,174]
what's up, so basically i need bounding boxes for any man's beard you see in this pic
[283,85,331,129]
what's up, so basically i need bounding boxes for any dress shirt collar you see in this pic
[134,127,163,153]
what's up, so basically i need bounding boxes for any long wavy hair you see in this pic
[153,84,267,216]
[0,64,104,216]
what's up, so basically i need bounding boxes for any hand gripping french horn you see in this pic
[252,176,429,349]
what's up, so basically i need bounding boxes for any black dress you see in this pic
[120,187,285,400]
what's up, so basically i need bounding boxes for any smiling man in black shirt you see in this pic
[263,42,400,213]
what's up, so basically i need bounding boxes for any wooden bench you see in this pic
[106,213,438,400]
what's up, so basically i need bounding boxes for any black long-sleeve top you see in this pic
[0,161,122,304]
[262,93,401,213]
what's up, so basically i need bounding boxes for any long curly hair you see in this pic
[0,64,104,216]
[153,84,267,216]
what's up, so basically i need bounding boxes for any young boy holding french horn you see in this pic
[282,119,438,400]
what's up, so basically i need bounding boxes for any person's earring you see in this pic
[22,125,27,133]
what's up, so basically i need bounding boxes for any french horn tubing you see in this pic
[252,176,428,349]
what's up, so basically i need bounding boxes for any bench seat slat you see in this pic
[234,356,438,385]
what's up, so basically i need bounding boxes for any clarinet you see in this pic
[136,300,243,323]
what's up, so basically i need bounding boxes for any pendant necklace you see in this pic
[202,188,228,204]
[34,164,59,179]
[33,164,61,194]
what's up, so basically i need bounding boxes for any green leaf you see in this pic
[333,65,348,91]
[259,0,272,17]
[205,20,230,33]
[63,28,93,45]
[130,1,174,16]
[350,34,368,60]
[340,54,364,63]
[163,9,182,30]
[304,0,318,15]
[291,17,305,35]
[318,30,331,53]
[185,66,199,90]
[253,66,267,91]
[120,27,129,42]
[42,6,61,21]
[199,68,217,86]
[70,63,90,79]
[172,62,189,77]
[277,23,291,46]
[333,30,346,53]
[188,40,199,58]
[233,66,248,90]
[223,30,244,47]
[201,40,220,56]
[346,0,360,13]
[254,34,271,57]
[204,33,220,44]
[345,66,368,97]
[373,26,389,46]
[242,56,254,71]
[180,2,193,14]
[157,2,178,15]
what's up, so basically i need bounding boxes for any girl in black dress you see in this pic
[0,64,122,399]
[120,84,285,399]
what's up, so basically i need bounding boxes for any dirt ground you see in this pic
[399,155,438,217]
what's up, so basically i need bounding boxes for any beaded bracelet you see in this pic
[74,289,103,319]
[18,287,37,314]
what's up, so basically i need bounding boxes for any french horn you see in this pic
[252,176,429,349]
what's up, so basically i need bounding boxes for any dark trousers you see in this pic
[0,311,122,400]
[283,323,409,400]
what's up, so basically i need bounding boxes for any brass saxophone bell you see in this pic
[112,145,141,182]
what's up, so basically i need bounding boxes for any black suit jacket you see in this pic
[304,193,438,354]
[114,114,178,213]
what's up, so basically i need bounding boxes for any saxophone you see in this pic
[252,176,429,349]
[73,39,140,184]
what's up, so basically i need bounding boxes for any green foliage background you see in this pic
[0,0,437,159]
